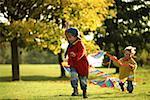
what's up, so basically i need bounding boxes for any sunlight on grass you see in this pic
[0,64,150,99]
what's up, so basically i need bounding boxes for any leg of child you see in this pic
[70,67,78,96]
[79,75,88,98]
[127,80,133,93]
[119,82,124,92]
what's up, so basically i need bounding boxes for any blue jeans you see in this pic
[70,67,88,90]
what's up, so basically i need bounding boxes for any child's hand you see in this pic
[129,64,135,69]
[70,52,76,57]
[61,61,69,67]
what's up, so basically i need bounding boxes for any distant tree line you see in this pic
[0,43,58,64]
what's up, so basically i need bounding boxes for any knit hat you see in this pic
[124,46,136,55]
[66,27,79,37]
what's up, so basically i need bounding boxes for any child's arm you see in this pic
[76,41,86,61]
[128,59,137,70]
[129,64,135,70]
[106,52,122,66]
[106,52,129,67]
[69,41,86,61]
[70,52,76,57]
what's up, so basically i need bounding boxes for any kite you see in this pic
[87,51,106,67]
[62,50,136,89]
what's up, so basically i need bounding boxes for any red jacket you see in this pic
[67,39,89,76]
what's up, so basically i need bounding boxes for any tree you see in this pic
[95,0,150,72]
[113,0,150,65]
[0,0,115,80]
[42,0,115,78]
[62,0,115,31]
[0,0,62,80]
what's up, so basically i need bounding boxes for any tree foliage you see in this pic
[62,0,115,30]
[0,0,115,80]
[95,0,150,64]
[0,0,115,53]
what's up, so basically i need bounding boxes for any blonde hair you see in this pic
[124,46,136,55]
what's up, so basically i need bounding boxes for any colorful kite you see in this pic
[87,51,106,67]
[62,51,136,89]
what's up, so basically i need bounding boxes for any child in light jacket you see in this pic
[109,46,137,93]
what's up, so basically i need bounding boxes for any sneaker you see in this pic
[71,88,78,96]
[83,90,88,98]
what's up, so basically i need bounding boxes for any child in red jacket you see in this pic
[65,27,89,98]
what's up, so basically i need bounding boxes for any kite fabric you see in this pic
[90,79,114,88]
[97,79,114,88]
[87,51,106,67]
[62,50,136,89]
[63,65,117,88]
[62,51,105,68]
[63,66,71,74]
[63,64,136,89]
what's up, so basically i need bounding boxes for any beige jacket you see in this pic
[113,57,137,81]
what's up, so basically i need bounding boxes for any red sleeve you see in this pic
[76,41,86,61]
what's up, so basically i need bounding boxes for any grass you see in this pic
[0,64,150,100]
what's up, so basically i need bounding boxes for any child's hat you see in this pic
[66,27,79,37]
[124,46,136,55]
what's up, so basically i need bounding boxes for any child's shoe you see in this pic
[127,81,133,93]
[71,88,78,96]
[119,82,124,92]
[83,90,88,98]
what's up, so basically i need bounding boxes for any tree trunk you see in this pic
[11,37,20,81]
[114,42,119,73]
[58,49,66,78]
[114,0,121,73]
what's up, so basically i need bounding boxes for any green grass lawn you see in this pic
[0,64,150,100]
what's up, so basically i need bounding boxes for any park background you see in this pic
[0,0,150,99]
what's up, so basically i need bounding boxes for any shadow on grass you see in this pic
[0,76,12,82]
[0,76,70,82]
[31,95,81,100]
[89,92,142,99]
[52,92,150,99]
[21,76,70,81]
